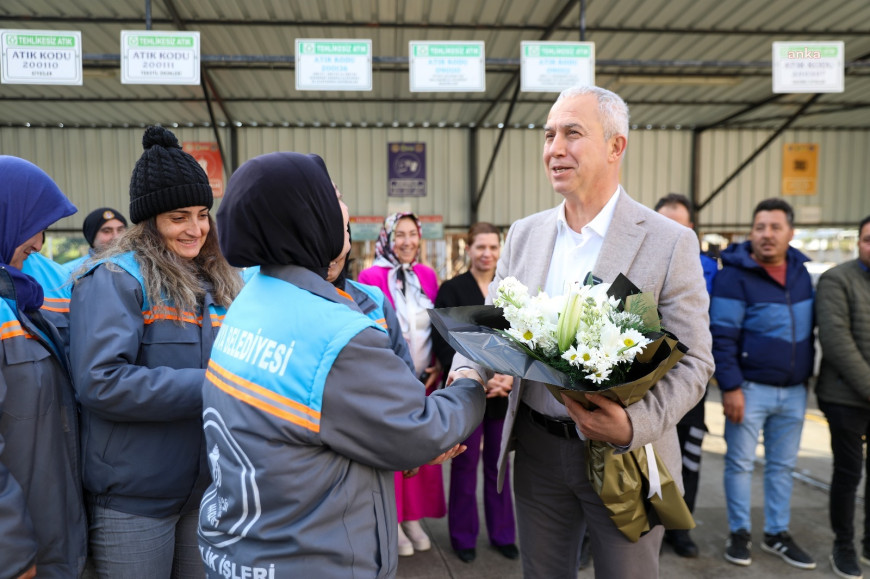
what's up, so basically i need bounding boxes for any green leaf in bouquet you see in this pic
[624,292,661,332]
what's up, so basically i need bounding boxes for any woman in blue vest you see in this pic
[70,127,243,578]
[0,156,86,578]
[197,151,486,578]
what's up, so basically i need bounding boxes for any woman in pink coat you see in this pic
[358,212,443,557]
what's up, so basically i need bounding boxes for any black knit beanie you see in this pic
[128,126,213,224]
[82,207,127,247]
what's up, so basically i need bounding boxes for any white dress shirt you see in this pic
[523,187,621,418]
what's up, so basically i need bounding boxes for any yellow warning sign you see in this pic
[782,143,818,196]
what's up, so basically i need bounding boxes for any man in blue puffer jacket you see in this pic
[711,198,815,570]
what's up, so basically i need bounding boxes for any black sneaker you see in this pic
[665,529,699,558]
[725,529,752,566]
[831,544,863,579]
[761,531,816,569]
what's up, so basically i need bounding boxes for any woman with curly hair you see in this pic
[70,126,242,577]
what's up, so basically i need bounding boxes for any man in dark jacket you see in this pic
[711,198,815,570]
[655,193,718,559]
[815,215,870,579]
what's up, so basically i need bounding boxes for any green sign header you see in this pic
[525,44,591,58]
[414,44,482,57]
[128,35,195,48]
[6,34,76,47]
[779,45,840,58]
[301,41,370,55]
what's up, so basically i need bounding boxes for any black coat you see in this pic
[433,270,508,419]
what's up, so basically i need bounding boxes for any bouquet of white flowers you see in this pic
[428,272,694,542]
[494,275,656,388]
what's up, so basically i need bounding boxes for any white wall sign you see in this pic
[295,39,372,91]
[121,30,200,85]
[409,41,485,92]
[0,29,82,85]
[772,41,844,93]
[521,41,595,92]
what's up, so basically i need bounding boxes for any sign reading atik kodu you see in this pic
[295,39,372,91]
[0,29,82,85]
[121,30,201,85]
[772,41,844,93]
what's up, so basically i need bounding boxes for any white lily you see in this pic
[556,283,585,352]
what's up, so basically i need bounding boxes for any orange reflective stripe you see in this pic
[336,287,353,301]
[206,367,320,433]
[375,317,387,329]
[143,308,202,325]
[208,360,320,420]
[0,320,34,340]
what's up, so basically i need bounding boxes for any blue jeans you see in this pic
[723,381,807,535]
[89,505,203,578]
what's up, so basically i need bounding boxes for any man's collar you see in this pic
[556,187,621,237]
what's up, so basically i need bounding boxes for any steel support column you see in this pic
[163,0,233,180]
[470,0,579,221]
[471,81,522,221]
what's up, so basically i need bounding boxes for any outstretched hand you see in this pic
[445,368,484,388]
[562,392,633,447]
[486,373,513,398]
[428,443,467,466]
[402,442,466,478]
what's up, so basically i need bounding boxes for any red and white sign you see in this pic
[182,141,224,198]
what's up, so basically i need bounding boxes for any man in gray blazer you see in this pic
[451,85,714,578]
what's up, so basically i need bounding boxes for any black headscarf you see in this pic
[332,226,353,290]
[217,152,344,279]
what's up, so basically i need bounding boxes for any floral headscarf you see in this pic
[374,212,422,268]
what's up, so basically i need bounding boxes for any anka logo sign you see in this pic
[787,49,822,59]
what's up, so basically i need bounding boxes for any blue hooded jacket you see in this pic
[710,240,814,391]
[0,156,85,578]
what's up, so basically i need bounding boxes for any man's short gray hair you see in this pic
[554,85,630,142]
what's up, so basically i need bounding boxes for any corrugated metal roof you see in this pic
[1,0,869,129]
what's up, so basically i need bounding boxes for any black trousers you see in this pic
[676,423,705,513]
[819,400,870,549]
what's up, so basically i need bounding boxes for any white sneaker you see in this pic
[402,520,431,551]
[397,523,414,556]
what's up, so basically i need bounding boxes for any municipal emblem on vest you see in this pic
[200,407,262,547]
